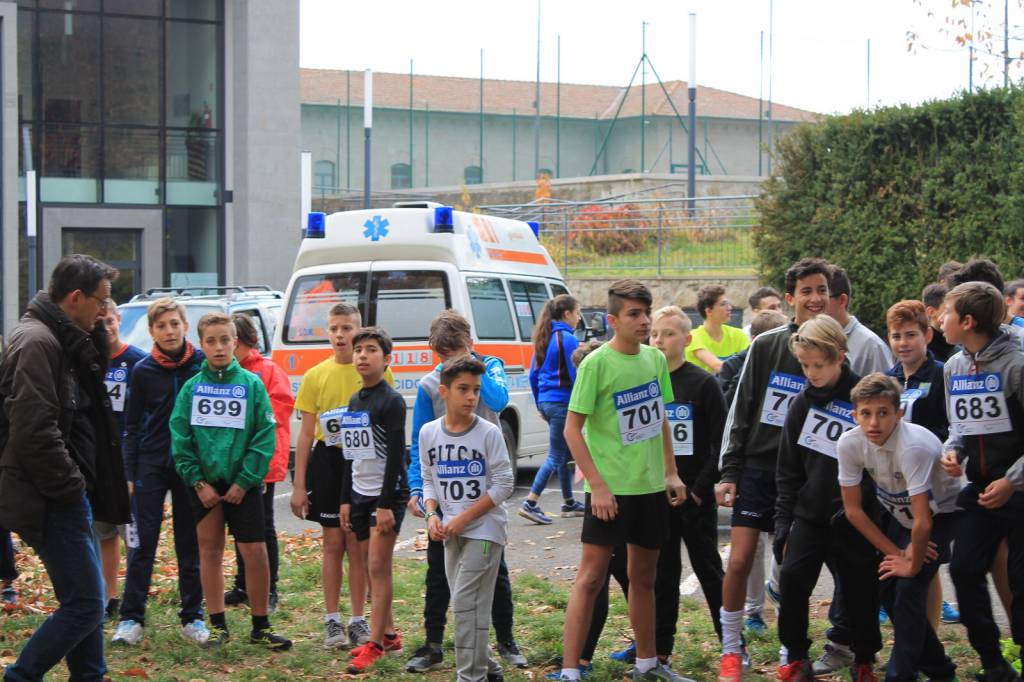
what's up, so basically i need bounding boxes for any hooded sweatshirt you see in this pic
[775,364,864,530]
[169,358,276,490]
[529,321,579,406]
[942,330,1024,490]
[238,347,294,483]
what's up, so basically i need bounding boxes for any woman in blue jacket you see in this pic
[520,294,583,524]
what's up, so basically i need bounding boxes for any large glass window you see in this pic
[166,129,218,205]
[17,10,34,121]
[370,271,450,341]
[166,21,218,128]
[284,273,367,343]
[40,123,99,202]
[467,277,515,340]
[39,11,99,123]
[314,160,335,190]
[103,17,161,125]
[509,280,548,339]
[105,128,160,204]
[164,207,219,287]
[62,228,141,303]
[464,165,482,185]
[391,163,411,189]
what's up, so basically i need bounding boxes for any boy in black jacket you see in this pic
[774,316,880,682]
[114,298,207,646]
[650,306,727,651]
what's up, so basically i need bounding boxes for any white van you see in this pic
[271,202,573,477]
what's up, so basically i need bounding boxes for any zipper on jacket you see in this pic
[970,358,988,480]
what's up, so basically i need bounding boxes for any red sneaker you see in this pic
[719,652,744,682]
[777,660,814,682]
[851,663,879,682]
[350,631,402,658]
[347,641,384,674]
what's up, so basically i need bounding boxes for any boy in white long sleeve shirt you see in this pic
[420,356,515,682]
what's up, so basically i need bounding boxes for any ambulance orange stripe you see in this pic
[272,342,536,376]
[485,248,548,265]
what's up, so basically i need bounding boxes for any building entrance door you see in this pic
[62,228,142,304]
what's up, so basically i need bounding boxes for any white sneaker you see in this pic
[812,642,854,675]
[324,619,349,649]
[112,619,143,646]
[180,619,211,645]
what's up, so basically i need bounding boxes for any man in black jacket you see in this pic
[0,254,130,682]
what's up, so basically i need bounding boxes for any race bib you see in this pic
[614,380,665,446]
[899,387,926,422]
[126,518,139,550]
[319,406,347,447]
[760,372,807,426]
[666,402,694,456]
[105,367,128,412]
[798,400,855,459]
[948,373,1012,435]
[190,383,247,429]
[435,458,486,514]
[339,411,375,460]
[875,485,916,530]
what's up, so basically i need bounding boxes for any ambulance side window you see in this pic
[371,270,450,341]
[467,277,516,340]
[509,280,548,339]
[283,273,366,343]
[550,283,570,298]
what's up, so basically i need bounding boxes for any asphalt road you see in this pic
[270,467,996,631]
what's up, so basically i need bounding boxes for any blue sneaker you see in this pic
[879,607,889,625]
[560,500,586,518]
[518,500,553,525]
[610,642,637,663]
[941,601,960,624]
[745,613,767,636]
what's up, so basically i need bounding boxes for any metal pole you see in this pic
[300,151,312,225]
[657,204,663,276]
[641,21,646,173]
[335,98,341,190]
[970,1,975,92]
[1005,0,1010,88]
[766,0,774,175]
[480,48,484,181]
[405,57,409,180]
[425,102,430,186]
[363,69,372,209]
[533,0,541,177]
[758,31,764,175]
[687,13,697,215]
[866,39,871,107]
[22,126,36,295]
[346,71,351,191]
[556,34,561,178]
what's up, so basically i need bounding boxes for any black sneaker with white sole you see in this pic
[406,643,444,673]
[250,627,292,651]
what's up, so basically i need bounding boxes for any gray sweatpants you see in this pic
[445,536,504,682]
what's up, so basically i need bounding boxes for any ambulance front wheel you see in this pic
[500,418,519,483]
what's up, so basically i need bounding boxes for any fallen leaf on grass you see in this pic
[122,667,149,678]
[530,605,556,614]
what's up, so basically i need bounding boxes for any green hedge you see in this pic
[755,87,1024,333]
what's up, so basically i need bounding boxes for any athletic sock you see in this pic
[720,607,744,654]
[325,612,341,624]
[347,615,366,625]
[636,657,657,673]
[210,612,227,630]
[252,614,270,631]
[559,668,582,681]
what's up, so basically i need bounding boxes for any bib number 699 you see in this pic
[197,397,242,418]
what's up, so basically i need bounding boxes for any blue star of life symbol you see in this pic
[466,225,483,258]
[363,215,390,242]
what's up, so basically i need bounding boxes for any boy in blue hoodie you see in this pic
[113,298,206,647]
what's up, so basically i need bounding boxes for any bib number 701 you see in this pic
[622,401,661,430]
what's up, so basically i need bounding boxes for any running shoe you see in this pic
[941,601,960,624]
[745,614,767,636]
[812,642,854,675]
[611,642,637,663]
[718,652,744,682]
[777,660,814,682]
[324,619,349,649]
[348,640,385,673]
[180,619,211,645]
[497,639,528,668]
[250,627,293,651]
[407,643,444,673]
[348,617,371,646]
[561,500,586,517]
[518,500,553,525]
[111,619,143,646]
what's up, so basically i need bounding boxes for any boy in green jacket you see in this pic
[170,312,292,651]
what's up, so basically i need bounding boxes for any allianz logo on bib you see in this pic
[614,381,660,408]
[109,368,127,382]
[341,412,370,427]
[668,404,692,420]
[437,459,486,478]
[823,400,855,422]
[195,384,246,398]
[768,372,806,392]
[950,373,1001,394]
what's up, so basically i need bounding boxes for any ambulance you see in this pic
[271,202,573,477]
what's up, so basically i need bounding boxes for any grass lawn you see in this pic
[0,522,988,681]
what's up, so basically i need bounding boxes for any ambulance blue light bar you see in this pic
[527,221,540,238]
[432,206,454,233]
[306,212,326,239]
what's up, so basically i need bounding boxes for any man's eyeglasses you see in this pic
[85,294,109,312]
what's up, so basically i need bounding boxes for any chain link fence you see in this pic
[480,194,758,276]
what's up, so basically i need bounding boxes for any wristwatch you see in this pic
[424,510,437,520]
[193,481,208,492]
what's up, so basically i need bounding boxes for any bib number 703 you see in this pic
[439,479,481,501]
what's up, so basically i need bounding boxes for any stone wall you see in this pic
[566,275,766,324]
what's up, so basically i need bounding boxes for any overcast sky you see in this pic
[300,0,1024,116]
